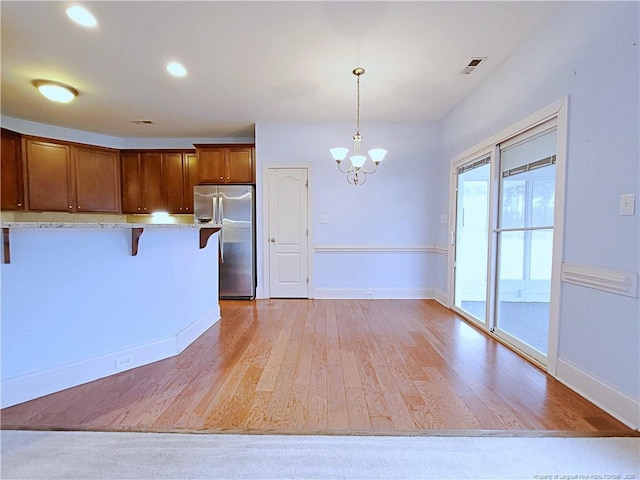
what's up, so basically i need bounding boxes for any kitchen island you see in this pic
[1,221,222,408]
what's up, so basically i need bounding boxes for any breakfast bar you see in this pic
[0,221,222,408]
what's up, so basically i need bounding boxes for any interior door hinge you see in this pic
[306,277,309,284]
[305,180,309,188]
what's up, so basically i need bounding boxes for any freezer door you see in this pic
[218,186,255,298]
[193,186,219,223]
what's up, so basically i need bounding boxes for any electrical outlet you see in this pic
[320,214,329,224]
[115,354,134,370]
[365,291,374,298]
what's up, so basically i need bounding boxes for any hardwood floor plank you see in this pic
[2,299,635,436]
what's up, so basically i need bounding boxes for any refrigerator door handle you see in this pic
[218,195,224,263]
[212,193,218,224]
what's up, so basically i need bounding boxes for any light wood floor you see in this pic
[1,299,635,435]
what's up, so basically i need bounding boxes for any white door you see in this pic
[268,168,309,298]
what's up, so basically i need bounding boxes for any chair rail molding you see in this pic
[314,245,442,254]
[561,263,638,298]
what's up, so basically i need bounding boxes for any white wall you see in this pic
[1,228,220,407]
[437,2,639,426]
[255,121,442,298]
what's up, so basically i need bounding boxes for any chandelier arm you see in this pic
[361,162,379,175]
[336,162,352,174]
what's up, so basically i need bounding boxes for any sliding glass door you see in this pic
[451,118,559,366]
[494,124,557,362]
[453,155,491,324]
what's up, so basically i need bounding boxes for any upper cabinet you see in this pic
[73,146,120,213]
[195,145,254,184]
[164,152,197,214]
[24,138,120,213]
[0,129,25,210]
[121,152,164,214]
[121,150,196,214]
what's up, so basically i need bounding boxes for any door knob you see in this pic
[270,238,276,243]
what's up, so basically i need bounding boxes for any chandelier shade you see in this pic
[330,68,387,185]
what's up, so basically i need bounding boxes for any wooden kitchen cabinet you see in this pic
[195,145,254,184]
[121,152,164,214]
[25,138,120,213]
[72,145,120,213]
[1,129,24,210]
[163,152,197,214]
[25,139,72,212]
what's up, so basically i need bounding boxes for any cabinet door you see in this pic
[183,153,198,213]
[121,153,143,213]
[73,146,120,213]
[142,152,164,213]
[227,147,254,183]
[26,140,71,211]
[197,149,226,184]
[0,130,24,210]
[163,152,185,214]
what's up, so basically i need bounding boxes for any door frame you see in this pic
[261,165,312,299]
[446,97,568,375]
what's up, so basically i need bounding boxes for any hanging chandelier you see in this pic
[330,67,387,186]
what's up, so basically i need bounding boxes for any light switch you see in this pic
[620,194,636,216]
[320,214,329,224]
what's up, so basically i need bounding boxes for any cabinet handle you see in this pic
[78,206,82,209]
[17,203,22,207]
[137,208,141,211]
[219,176,223,180]
[68,206,72,209]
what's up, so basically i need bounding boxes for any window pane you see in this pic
[454,162,490,323]
[501,179,526,229]
[531,173,555,226]
[530,229,553,281]
[499,231,524,280]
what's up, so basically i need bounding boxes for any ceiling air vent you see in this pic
[459,57,486,75]
[131,120,154,125]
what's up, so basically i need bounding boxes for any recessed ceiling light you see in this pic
[32,80,79,103]
[166,62,187,77]
[66,5,97,28]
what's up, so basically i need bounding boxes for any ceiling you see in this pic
[1,1,564,139]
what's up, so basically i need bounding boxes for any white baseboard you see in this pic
[556,358,640,430]
[312,288,438,300]
[432,289,447,306]
[1,306,221,409]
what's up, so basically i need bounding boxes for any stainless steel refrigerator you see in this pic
[193,185,256,299]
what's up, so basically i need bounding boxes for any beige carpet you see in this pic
[1,430,639,479]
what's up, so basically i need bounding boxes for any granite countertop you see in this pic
[1,222,223,229]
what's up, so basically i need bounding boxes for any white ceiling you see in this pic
[1,1,564,139]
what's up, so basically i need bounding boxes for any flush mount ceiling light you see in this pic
[32,80,79,103]
[330,67,387,186]
[166,62,187,77]
[65,5,97,28]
